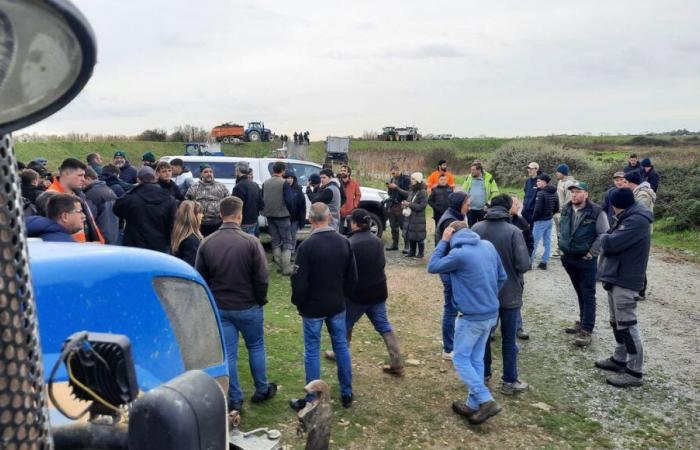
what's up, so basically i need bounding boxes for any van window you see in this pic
[268,162,319,186]
[183,162,237,178]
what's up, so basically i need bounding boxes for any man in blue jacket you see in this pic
[26,193,85,242]
[522,162,540,225]
[428,226,507,425]
[595,188,652,388]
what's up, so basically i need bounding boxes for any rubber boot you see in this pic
[386,230,399,250]
[272,247,282,267]
[381,332,404,376]
[404,241,416,257]
[280,249,293,276]
[402,238,410,254]
[416,242,425,259]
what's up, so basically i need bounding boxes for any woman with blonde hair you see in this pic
[171,200,204,266]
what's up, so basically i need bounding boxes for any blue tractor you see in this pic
[245,121,273,142]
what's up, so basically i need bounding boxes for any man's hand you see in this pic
[583,252,593,260]
[388,182,397,189]
[401,200,409,207]
[441,227,455,242]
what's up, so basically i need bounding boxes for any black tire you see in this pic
[367,211,384,238]
[248,131,260,142]
[222,137,230,143]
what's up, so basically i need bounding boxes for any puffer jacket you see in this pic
[404,182,428,242]
[634,182,656,212]
[428,185,453,220]
[185,179,230,224]
[532,185,559,221]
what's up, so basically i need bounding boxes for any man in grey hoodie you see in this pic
[306,168,343,231]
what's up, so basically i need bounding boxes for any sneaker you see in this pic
[452,400,477,418]
[467,400,502,425]
[501,380,529,395]
[594,357,627,373]
[573,330,592,347]
[537,262,547,270]
[634,295,646,301]
[442,351,453,361]
[385,245,399,251]
[606,372,643,388]
[516,328,530,340]
[404,253,416,258]
[341,394,353,408]
[401,249,409,254]
[324,350,336,361]
[228,400,243,413]
[251,383,277,403]
[564,321,581,334]
[289,398,307,412]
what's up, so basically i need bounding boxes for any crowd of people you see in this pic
[18,149,656,426]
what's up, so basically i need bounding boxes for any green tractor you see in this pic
[378,126,398,141]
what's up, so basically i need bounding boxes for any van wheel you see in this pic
[367,212,384,238]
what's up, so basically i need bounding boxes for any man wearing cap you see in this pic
[142,151,157,170]
[426,160,456,192]
[623,153,641,174]
[531,173,559,269]
[595,188,652,388]
[522,162,540,225]
[385,165,411,251]
[462,161,499,227]
[639,158,659,193]
[601,172,628,225]
[554,164,576,256]
[186,163,230,236]
[558,181,610,347]
[113,166,177,253]
[112,150,138,184]
[232,161,264,236]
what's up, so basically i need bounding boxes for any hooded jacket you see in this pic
[306,179,343,229]
[597,203,653,291]
[186,179,230,224]
[174,169,194,194]
[113,182,177,252]
[25,216,75,242]
[282,173,306,225]
[522,176,538,223]
[404,181,428,242]
[348,229,388,304]
[99,172,127,197]
[117,160,138,185]
[428,185,453,220]
[21,183,44,205]
[84,180,119,244]
[158,179,184,202]
[633,182,656,212]
[532,184,559,221]
[472,207,531,309]
[428,229,506,321]
[640,167,659,192]
[435,192,467,242]
[232,175,264,225]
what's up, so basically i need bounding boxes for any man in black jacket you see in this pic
[559,182,610,347]
[195,196,276,412]
[639,158,659,193]
[84,167,119,244]
[113,166,177,253]
[20,169,45,205]
[531,173,559,270]
[232,161,264,236]
[290,203,358,411]
[595,188,653,388]
[472,195,531,395]
[385,165,411,251]
[155,161,184,202]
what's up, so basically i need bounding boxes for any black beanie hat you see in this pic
[624,171,642,185]
[537,173,551,183]
[610,188,635,209]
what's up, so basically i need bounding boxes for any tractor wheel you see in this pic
[222,137,230,143]
[248,131,260,142]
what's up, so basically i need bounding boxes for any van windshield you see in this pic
[183,162,237,178]
[268,162,319,186]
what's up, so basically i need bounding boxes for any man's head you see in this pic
[86,153,102,166]
[568,181,589,206]
[536,173,551,188]
[199,163,214,182]
[613,171,627,188]
[142,152,156,166]
[219,196,243,224]
[438,174,448,186]
[170,158,184,176]
[449,221,468,233]
[309,173,321,187]
[102,164,119,178]
[272,161,286,175]
[20,169,40,187]
[47,194,85,234]
[350,208,371,232]
[447,192,470,215]
[237,161,251,178]
[470,161,483,178]
[628,153,638,166]
[437,159,448,172]
[641,158,652,172]
[308,202,331,228]
[58,158,87,193]
[137,166,157,184]
[113,150,127,167]
[527,162,539,178]
[610,187,635,215]
[283,170,296,185]
[84,167,98,186]
[624,171,641,188]
[490,194,513,211]
[155,161,172,182]
[338,165,351,179]
[390,165,400,177]
[555,164,569,179]
[320,168,334,186]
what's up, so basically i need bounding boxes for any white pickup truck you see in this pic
[161,156,390,237]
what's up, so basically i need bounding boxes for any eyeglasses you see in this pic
[69,209,85,215]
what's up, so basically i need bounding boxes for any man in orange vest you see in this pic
[40,158,105,243]
[426,160,456,192]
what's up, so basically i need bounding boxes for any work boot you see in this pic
[537,262,547,270]
[634,295,646,301]
[405,241,416,258]
[272,247,282,266]
[467,401,502,425]
[416,243,425,259]
[606,372,643,388]
[501,380,529,395]
[341,394,353,408]
[402,241,410,254]
[386,232,399,250]
[289,398,307,412]
[516,328,530,340]
[573,330,592,347]
[251,383,277,403]
[386,243,399,251]
[594,357,627,373]
[280,249,293,276]
[452,400,477,418]
[381,332,404,376]
[564,321,581,334]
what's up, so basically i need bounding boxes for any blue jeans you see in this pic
[440,275,458,353]
[516,309,524,331]
[218,306,269,403]
[241,222,258,237]
[453,316,498,409]
[484,307,520,383]
[562,255,598,332]
[303,311,353,399]
[531,219,553,264]
[345,301,393,335]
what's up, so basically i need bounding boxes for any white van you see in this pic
[160,156,390,237]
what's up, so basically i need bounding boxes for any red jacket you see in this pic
[340,177,361,217]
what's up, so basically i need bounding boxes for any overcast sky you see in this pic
[24,0,700,137]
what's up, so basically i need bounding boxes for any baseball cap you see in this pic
[237,161,250,174]
[527,162,539,170]
[113,150,126,158]
[137,166,156,182]
[613,171,625,178]
[568,181,588,191]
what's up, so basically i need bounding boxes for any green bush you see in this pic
[654,165,700,230]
